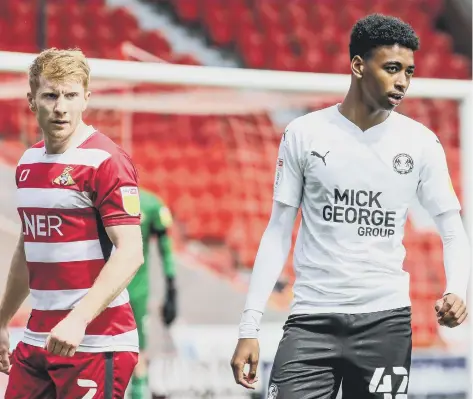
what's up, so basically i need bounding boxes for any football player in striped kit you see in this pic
[0,48,144,398]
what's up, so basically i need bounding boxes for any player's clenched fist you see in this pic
[45,314,87,357]
[435,293,468,328]
[0,327,11,374]
[230,338,260,389]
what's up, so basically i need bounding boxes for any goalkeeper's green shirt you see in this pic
[128,189,175,295]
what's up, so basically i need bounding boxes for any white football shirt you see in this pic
[274,104,460,314]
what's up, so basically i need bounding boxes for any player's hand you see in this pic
[435,293,468,328]
[230,338,260,389]
[162,279,177,326]
[45,313,87,357]
[0,327,11,374]
[162,290,177,326]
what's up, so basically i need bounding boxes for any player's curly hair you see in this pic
[29,47,90,94]
[349,14,420,61]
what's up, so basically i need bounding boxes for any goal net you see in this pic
[0,49,471,399]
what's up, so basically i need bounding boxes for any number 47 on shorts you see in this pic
[369,367,409,399]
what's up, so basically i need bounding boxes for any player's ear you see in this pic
[82,90,91,112]
[27,92,36,112]
[351,55,364,79]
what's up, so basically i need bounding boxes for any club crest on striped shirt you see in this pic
[53,166,75,186]
[120,186,140,216]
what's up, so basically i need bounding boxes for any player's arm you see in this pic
[433,210,469,327]
[151,201,177,325]
[231,202,298,389]
[231,124,304,388]
[46,225,143,357]
[240,124,303,334]
[0,233,29,373]
[240,200,298,335]
[69,224,143,324]
[0,233,29,327]
[152,201,176,281]
[416,134,470,327]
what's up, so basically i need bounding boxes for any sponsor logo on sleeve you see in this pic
[274,158,284,189]
[120,186,140,216]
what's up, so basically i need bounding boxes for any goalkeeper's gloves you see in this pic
[162,276,177,326]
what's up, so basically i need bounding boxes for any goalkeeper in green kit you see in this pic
[129,188,177,399]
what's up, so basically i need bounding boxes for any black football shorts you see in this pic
[267,307,412,399]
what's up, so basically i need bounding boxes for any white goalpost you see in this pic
[0,50,472,397]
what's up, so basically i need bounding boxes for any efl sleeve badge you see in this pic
[120,186,141,216]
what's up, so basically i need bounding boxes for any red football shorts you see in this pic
[5,342,138,398]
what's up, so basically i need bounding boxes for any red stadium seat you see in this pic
[172,53,201,66]
[204,7,234,46]
[174,0,200,23]
[445,55,471,80]
[238,32,266,69]
[134,31,172,61]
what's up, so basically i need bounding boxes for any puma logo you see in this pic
[311,150,330,166]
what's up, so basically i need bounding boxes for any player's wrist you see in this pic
[444,284,467,302]
[166,276,176,297]
[166,275,175,288]
[238,326,259,339]
[67,307,92,327]
[0,309,13,329]
[238,309,262,339]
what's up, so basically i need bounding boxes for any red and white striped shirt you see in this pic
[16,125,140,353]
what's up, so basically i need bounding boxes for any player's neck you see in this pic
[43,121,87,154]
[339,88,390,132]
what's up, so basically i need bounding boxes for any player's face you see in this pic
[27,76,91,141]
[361,45,415,111]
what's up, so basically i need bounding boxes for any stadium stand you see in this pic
[0,0,470,348]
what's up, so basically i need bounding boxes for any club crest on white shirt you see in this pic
[393,153,414,175]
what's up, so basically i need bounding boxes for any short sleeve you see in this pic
[272,125,304,208]
[416,134,461,217]
[93,151,141,227]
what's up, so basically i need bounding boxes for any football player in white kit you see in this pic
[230,14,470,398]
